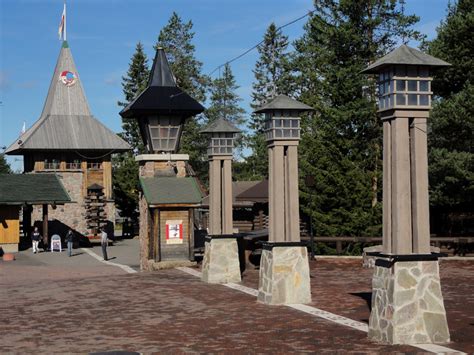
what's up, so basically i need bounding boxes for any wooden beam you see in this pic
[42,204,48,249]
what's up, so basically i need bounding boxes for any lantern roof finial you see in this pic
[200,117,241,134]
[362,44,451,74]
[253,94,314,114]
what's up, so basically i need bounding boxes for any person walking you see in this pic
[31,227,41,254]
[100,228,108,261]
[66,229,74,257]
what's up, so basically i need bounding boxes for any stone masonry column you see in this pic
[362,45,450,345]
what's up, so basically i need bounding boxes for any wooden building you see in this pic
[0,174,71,253]
[5,41,130,241]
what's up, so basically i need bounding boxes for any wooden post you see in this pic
[42,204,48,250]
[153,209,159,261]
[189,208,195,261]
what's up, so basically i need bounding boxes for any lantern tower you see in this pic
[362,45,451,344]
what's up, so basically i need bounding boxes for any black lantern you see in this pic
[201,118,240,156]
[254,94,313,142]
[119,47,204,153]
[362,45,450,112]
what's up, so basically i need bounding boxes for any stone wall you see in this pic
[31,171,115,237]
[368,260,450,344]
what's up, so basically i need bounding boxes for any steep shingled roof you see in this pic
[5,41,130,155]
[0,174,71,205]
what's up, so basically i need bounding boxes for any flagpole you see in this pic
[64,2,67,41]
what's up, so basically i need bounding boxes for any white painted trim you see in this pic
[177,266,465,354]
[81,248,137,274]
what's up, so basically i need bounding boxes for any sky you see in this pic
[1,0,451,171]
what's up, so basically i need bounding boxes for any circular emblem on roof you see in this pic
[59,70,77,86]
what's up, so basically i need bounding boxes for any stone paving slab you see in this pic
[1,250,473,353]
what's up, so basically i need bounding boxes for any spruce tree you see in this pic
[0,154,12,174]
[293,0,422,237]
[427,0,474,233]
[156,12,209,179]
[205,64,245,127]
[245,23,290,180]
[114,42,149,223]
[118,42,149,153]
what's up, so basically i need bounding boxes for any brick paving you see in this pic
[1,250,473,353]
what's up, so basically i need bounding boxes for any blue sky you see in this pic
[1,0,450,171]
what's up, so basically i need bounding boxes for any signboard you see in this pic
[59,70,77,86]
[166,220,183,244]
[51,234,62,252]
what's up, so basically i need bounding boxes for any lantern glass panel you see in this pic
[408,94,417,105]
[396,94,406,105]
[397,80,406,91]
[419,95,429,106]
[408,80,417,91]
[419,81,429,91]
[147,115,183,152]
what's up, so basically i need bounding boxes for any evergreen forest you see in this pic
[114,0,473,245]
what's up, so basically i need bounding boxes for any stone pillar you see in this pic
[369,258,450,344]
[369,113,449,344]
[258,141,311,305]
[202,156,241,284]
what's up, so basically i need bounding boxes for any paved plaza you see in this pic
[1,240,473,353]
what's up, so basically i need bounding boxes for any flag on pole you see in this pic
[20,121,26,135]
[58,3,66,40]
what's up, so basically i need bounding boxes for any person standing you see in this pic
[100,228,108,261]
[31,227,41,254]
[66,229,74,257]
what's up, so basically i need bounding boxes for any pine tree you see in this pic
[427,0,474,233]
[156,12,209,178]
[205,64,245,126]
[118,42,149,153]
[0,153,12,174]
[244,23,290,180]
[293,0,422,237]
